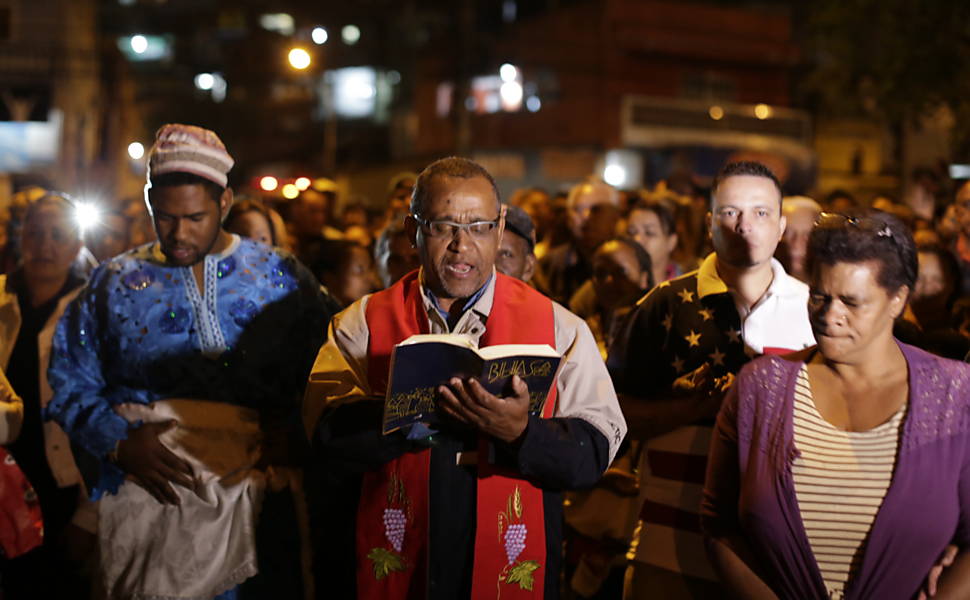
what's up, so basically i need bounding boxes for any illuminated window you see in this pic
[117,35,172,61]
[259,13,294,35]
[330,67,377,118]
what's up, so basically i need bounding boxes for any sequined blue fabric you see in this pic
[45,237,331,498]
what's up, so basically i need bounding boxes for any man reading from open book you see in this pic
[303,157,626,600]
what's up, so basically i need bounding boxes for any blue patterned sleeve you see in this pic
[45,270,131,497]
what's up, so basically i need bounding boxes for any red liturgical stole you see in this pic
[358,270,557,599]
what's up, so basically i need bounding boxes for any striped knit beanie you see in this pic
[147,124,234,188]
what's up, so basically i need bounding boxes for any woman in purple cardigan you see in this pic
[702,211,970,599]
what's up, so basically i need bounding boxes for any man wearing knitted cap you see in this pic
[45,124,334,599]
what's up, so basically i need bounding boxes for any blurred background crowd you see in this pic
[4,0,970,598]
[7,159,970,597]
[8,161,968,359]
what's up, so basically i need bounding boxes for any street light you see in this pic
[312,27,328,45]
[500,63,518,83]
[342,25,361,45]
[194,73,215,91]
[288,48,311,70]
[127,142,145,160]
[281,184,299,199]
[259,176,279,192]
[603,164,627,187]
[295,177,311,190]
[130,35,148,54]
[499,81,523,111]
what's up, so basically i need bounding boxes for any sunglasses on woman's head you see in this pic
[814,212,895,242]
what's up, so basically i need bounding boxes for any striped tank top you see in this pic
[791,365,905,599]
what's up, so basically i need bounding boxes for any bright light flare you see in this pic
[127,142,144,160]
[288,48,312,70]
[603,164,627,187]
[499,81,523,110]
[281,184,299,199]
[295,177,311,190]
[754,103,772,120]
[75,201,102,233]
[499,63,518,83]
[312,27,328,45]
[195,73,215,91]
[259,176,279,192]
[130,35,148,54]
[709,105,724,120]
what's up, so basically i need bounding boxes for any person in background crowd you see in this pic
[225,198,277,247]
[290,181,343,263]
[1,192,91,599]
[123,195,158,249]
[906,166,943,222]
[374,220,421,289]
[266,206,292,252]
[870,193,899,214]
[304,237,375,308]
[341,202,369,230]
[674,184,713,270]
[340,201,374,249]
[950,181,970,295]
[825,189,859,215]
[703,211,970,599]
[343,224,373,249]
[570,238,653,360]
[626,197,681,286]
[86,208,133,263]
[303,156,626,600]
[2,187,47,274]
[563,238,653,599]
[383,171,417,231]
[545,190,575,255]
[914,226,944,247]
[511,187,555,259]
[611,161,815,599]
[901,242,970,359]
[872,194,918,231]
[776,196,822,283]
[45,124,335,600]
[536,178,621,305]
[495,203,537,283]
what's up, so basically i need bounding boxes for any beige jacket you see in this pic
[0,274,84,489]
[0,367,22,444]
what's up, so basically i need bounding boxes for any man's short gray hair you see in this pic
[410,157,500,215]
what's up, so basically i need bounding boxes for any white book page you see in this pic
[476,343,559,360]
[396,333,477,349]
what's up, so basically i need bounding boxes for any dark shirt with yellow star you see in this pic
[609,270,750,415]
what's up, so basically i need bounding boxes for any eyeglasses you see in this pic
[413,215,501,239]
[815,212,896,242]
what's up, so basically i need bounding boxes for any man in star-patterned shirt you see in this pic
[610,161,815,599]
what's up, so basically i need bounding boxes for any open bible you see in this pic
[382,334,562,435]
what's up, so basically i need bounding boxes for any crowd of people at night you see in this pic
[1,123,970,600]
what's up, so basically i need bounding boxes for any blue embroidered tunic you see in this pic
[45,235,331,497]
